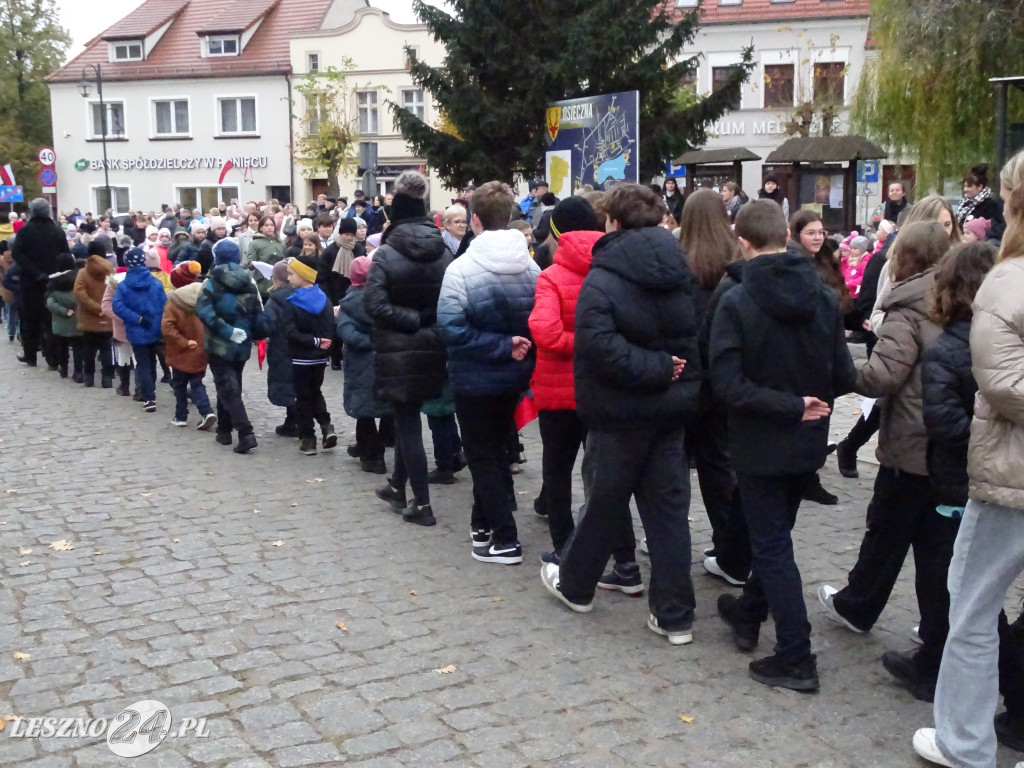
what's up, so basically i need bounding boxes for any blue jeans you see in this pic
[6,300,19,341]
[170,368,212,421]
[934,499,1024,768]
[132,343,158,402]
[733,472,815,664]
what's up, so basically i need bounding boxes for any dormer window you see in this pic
[111,41,144,61]
[206,35,239,57]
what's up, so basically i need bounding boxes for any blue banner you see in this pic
[0,186,23,203]
[544,91,639,195]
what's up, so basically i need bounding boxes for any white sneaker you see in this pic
[817,585,866,633]
[703,556,746,586]
[638,538,649,554]
[647,614,692,646]
[912,728,956,767]
[540,563,592,613]
[170,418,188,427]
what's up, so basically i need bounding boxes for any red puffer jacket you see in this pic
[528,230,603,411]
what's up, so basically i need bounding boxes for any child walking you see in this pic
[161,261,216,430]
[112,247,167,412]
[262,259,299,437]
[278,254,337,455]
[45,258,83,380]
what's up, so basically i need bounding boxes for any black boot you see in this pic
[72,369,84,384]
[299,438,318,455]
[360,457,387,474]
[837,440,859,478]
[58,364,68,378]
[116,367,131,396]
[802,475,838,505]
[83,373,95,388]
[321,423,338,450]
[428,468,455,485]
[881,650,937,702]
[275,422,299,438]
[100,375,113,388]
[402,504,436,527]
[995,710,1024,752]
[234,433,257,454]
[16,353,36,366]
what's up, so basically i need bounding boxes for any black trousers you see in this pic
[19,284,47,359]
[80,331,114,378]
[843,406,881,452]
[733,472,815,664]
[456,393,521,546]
[292,363,330,439]
[356,418,385,461]
[390,402,430,507]
[559,426,695,631]
[832,465,959,673]
[209,357,252,437]
[52,336,83,372]
[538,409,586,553]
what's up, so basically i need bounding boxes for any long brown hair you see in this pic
[301,235,323,258]
[789,209,851,311]
[891,220,951,282]
[998,148,1024,262]
[678,188,739,291]
[928,242,997,326]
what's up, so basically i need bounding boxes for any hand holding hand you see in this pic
[187,340,198,349]
[801,396,831,421]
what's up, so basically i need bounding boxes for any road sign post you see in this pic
[38,147,56,167]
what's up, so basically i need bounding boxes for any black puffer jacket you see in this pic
[710,250,857,475]
[922,319,976,507]
[12,215,70,287]
[574,226,701,431]
[364,221,452,404]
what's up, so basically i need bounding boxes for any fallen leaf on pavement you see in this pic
[335,621,347,631]
[140,493,152,498]
[853,409,862,416]
[172,538,180,543]
[12,652,29,660]
[678,714,694,723]
[271,540,283,547]
[93,551,102,556]
[688,517,694,522]
[18,547,31,555]
[491,597,503,602]
[290,503,298,508]
[49,540,74,552]
[253,509,260,514]
[0,716,25,732]
[5,490,17,494]
[200,507,209,510]
[19,561,30,567]
[130,416,137,421]
[433,665,457,674]
[1,521,7,525]
[409,590,418,596]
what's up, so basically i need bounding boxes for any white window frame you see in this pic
[675,0,698,6]
[206,35,240,57]
[215,95,259,136]
[174,185,241,212]
[150,97,191,138]
[401,88,425,122]
[110,41,143,61]
[719,0,743,5]
[307,52,320,73]
[86,100,126,139]
[357,90,379,135]
[91,184,131,216]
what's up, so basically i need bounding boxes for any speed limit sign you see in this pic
[38,147,56,166]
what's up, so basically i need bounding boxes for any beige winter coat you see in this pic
[968,257,1024,509]
[855,269,941,476]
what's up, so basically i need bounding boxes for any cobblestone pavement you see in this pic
[1,344,1022,768]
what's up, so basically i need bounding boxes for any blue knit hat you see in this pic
[213,238,241,266]
[124,247,146,268]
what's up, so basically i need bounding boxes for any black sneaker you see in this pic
[275,423,299,438]
[881,650,936,702]
[100,376,113,389]
[346,443,361,457]
[215,432,233,445]
[427,468,455,485]
[995,711,1024,752]
[58,365,68,378]
[321,424,338,450]
[72,370,84,384]
[233,433,257,454]
[402,504,436,527]
[375,483,408,512]
[597,564,644,596]
[452,450,467,473]
[802,477,838,505]
[16,354,36,366]
[749,653,819,692]
[540,549,561,565]
[837,440,859,478]
[160,372,172,384]
[472,541,522,565]
[144,400,157,412]
[300,438,318,455]
[717,594,759,652]
[360,457,387,474]
[471,528,491,547]
[533,497,547,517]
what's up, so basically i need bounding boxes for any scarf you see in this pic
[331,236,356,276]
[442,229,462,256]
[957,185,991,225]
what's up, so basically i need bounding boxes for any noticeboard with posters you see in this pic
[544,91,639,195]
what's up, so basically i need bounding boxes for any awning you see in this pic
[673,147,761,165]
[764,136,887,164]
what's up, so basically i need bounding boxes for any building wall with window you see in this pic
[49,76,293,215]
[289,6,458,209]
[675,1,878,214]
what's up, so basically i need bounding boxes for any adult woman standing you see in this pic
[912,149,1024,768]
[758,175,789,221]
[721,182,746,222]
[956,163,1006,243]
[440,204,467,257]
[662,177,684,223]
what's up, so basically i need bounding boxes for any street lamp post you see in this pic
[78,64,111,214]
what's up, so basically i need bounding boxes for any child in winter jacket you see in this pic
[75,245,115,387]
[161,261,216,430]
[195,239,264,453]
[279,254,337,455]
[101,269,134,396]
[45,260,83,380]
[112,247,167,412]
[145,242,174,383]
[260,260,298,436]
[337,255,389,473]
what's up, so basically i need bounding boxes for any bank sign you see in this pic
[76,155,271,172]
[544,91,639,195]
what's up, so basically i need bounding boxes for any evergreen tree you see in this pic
[0,0,70,199]
[391,0,753,188]
[852,0,1024,189]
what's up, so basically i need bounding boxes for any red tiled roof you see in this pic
[667,0,870,24]
[49,0,332,83]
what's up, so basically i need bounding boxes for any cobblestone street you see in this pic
[1,346,1021,768]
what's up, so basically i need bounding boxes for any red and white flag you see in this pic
[0,164,15,186]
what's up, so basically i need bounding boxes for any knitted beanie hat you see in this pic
[390,170,428,220]
[963,217,991,240]
[337,218,358,236]
[213,238,241,266]
[189,219,207,234]
[124,247,147,268]
[271,259,290,284]
[349,255,372,287]
[144,247,161,269]
[550,197,601,240]
[170,260,202,288]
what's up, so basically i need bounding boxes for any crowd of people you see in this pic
[2,153,1024,768]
